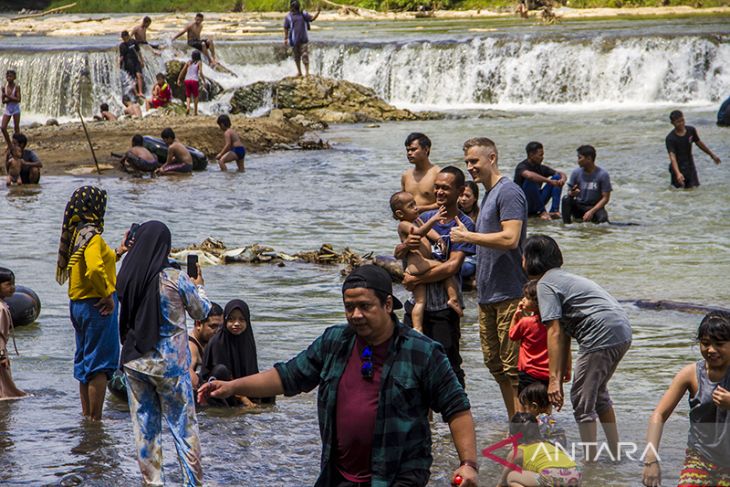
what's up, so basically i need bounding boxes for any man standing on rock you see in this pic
[119,30,145,98]
[401,132,441,212]
[284,0,320,77]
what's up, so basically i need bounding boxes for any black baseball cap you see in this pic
[342,265,403,309]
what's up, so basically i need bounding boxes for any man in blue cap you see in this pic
[199,265,479,486]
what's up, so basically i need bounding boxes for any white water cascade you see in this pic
[0,33,727,120]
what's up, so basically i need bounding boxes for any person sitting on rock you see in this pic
[95,103,117,122]
[156,127,193,175]
[122,96,142,118]
[5,132,42,186]
[146,73,172,110]
[120,134,159,176]
[173,13,218,67]
[284,0,320,77]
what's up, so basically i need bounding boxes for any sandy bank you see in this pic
[1,6,728,38]
[22,113,308,176]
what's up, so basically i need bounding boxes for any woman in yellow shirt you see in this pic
[56,186,123,421]
[498,412,582,486]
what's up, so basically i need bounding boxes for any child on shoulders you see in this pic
[642,311,730,487]
[390,191,462,333]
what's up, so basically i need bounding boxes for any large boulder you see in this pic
[230,75,422,123]
[165,60,223,103]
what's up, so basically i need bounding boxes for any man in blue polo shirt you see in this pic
[398,166,476,388]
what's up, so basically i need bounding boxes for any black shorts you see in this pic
[19,164,39,184]
[404,301,465,388]
[123,62,142,77]
[187,39,209,51]
[518,370,549,394]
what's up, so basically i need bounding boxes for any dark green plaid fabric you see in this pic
[274,319,470,487]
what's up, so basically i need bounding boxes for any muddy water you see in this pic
[1,103,728,485]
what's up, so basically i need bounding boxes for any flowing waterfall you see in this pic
[1,33,727,120]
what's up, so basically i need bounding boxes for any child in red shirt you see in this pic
[146,73,172,110]
[509,280,551,394]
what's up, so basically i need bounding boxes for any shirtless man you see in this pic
[173,13,217,66]
[157,127,193,175]
[130,16,158,48]
[120,134,158,175]
[401,132,441,212]
[189,302,223,390]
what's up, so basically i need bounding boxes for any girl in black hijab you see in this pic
[202,299,272,406]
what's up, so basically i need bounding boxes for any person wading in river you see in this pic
[199,265,479,487]
[451,137,527,421]
[56,186,123,421]
[665,110,722,189]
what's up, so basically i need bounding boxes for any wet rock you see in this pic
[298,133,331,150]
[165,60,223,103]
[289,114,328,130]
[45,118,59,126]
[230,80,273,115]
[27,122,42,129]
[230,75,429,123]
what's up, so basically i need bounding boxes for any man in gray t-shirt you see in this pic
[451,137,527,420]
[561,145,612,224]
[537,268,632,355]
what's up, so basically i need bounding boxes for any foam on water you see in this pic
[1,32,728,119]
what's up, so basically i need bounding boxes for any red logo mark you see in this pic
[481,433,523,473]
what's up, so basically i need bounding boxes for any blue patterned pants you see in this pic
[124,367,203,486]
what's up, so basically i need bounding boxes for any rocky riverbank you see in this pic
[19,75,436,176]
[230,76,441,126]
[1,7,728,39]
[22,112,311,176]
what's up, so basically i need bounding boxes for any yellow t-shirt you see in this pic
[67,234,116,301]
[520,441,576,472]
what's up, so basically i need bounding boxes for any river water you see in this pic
[1,15,729,487]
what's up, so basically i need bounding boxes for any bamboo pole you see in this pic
[77,107,101,175]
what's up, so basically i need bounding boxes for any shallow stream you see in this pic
[1,16,729,487]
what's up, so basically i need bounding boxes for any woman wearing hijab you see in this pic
[117,221,210,487]
[201,299,272,407]
[56,185,122,421]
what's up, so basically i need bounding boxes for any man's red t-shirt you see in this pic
[335,336,391,483]
[509,314,549,380]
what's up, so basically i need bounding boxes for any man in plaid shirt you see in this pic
[199,265,479,486]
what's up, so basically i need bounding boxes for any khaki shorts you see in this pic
[292,43,309,64]
[479,298,520,386]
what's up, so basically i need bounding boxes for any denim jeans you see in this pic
[521,174,562,215]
